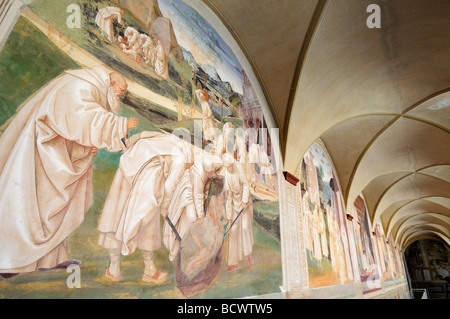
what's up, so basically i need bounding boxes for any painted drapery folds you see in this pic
[0,0,281,298]
[373,220,393,282]
[297,142,354,288]
[388,234,406,279]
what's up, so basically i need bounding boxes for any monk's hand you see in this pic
[242,202,247,209]
[127,118,139,130]
[91,146,98,157]
[161,208,169,218]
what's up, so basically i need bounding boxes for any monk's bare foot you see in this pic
[247,255,253,267]
[105,267,121,282]
[226,265,238,272]
[142,269,167,284]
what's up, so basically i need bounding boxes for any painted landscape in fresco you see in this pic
[0,0,281,298]
[297,142,354,288]
[350,195,380,293]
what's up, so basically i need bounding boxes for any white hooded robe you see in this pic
[224,162,253,266]
[95,7,123,41]
[97,131,192,256]
[0,66,128,273]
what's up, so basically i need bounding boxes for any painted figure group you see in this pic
[300,151,354,285]
[95,6,169,80]
[0,66,276,286]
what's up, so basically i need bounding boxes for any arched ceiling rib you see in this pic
[400,225,450,248]
[203,0,450,247]
[285,0,450,172]
[385,198,450,238]
[404,233,450,249]
[394,214,450,245]
[370,172,450,225]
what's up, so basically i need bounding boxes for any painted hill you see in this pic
[200,63,222,82]
[181,47,198,69]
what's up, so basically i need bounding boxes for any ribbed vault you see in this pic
[201,0,450,248]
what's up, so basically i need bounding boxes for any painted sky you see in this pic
[158,0,244,95]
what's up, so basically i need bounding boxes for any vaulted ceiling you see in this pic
[199,0,450,248]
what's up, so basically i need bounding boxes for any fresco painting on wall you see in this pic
[0,0,282,299]
[351,195,380,293]
[387,234,404,279]
[373,220,393,282]
[298,142,354,288]
[405,239,450,282]
[396,248,406,278]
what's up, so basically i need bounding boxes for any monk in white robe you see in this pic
[244,126,258,149]
[124,27,140,51]
[211,122,234,158]
[95,7,123,42]
[326,204,338,272]
[162,153,223,261]
[247,143,260,192]
[259,147,275,191]
[312,204,323,266]
[233,129,251,179]
[98,131,193,284]
[119,27,140,61]
[223,153,253,271]
[195,89,216,143]
[154,39,169,80]
[140,34,155,65]
[233,129,246,162]
[319,206,329,258]
[0,65,138,276]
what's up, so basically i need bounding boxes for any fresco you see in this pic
[405,239,450,282]
[0,0,281,299]
[350,195,380,293]
[387,234,404,279]
[297,142,354,288]
[372,220,393,282]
